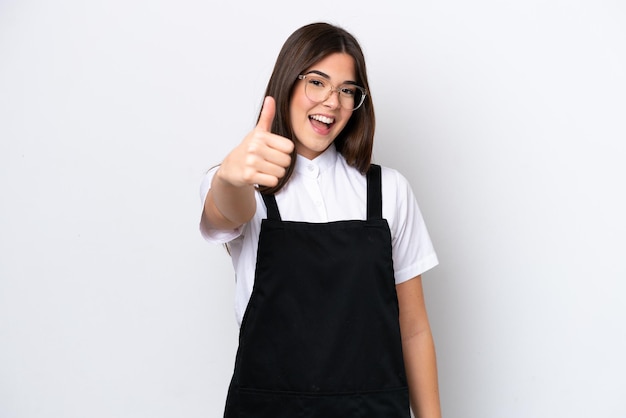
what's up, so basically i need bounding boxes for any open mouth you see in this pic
[309,114,335,129]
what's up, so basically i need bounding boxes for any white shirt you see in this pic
[200,144,438,325]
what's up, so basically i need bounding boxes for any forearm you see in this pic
[396,277,442,418]
[402,327,442,418]
[203,169,256,230]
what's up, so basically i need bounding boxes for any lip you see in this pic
[308,114,334,135]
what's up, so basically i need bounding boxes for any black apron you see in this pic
[224,164,410,417]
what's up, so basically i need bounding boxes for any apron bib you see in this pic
[224,164,410,417]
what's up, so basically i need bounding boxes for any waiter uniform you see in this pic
[223,164,410,417]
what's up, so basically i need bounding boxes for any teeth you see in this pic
[310,114,334,124]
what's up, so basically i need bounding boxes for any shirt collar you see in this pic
[294,144,338,177]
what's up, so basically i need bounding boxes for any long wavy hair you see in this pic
[258,22,376,194]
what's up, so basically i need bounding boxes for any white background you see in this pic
[1,1,625,417]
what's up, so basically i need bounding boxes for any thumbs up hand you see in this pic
[217,96,295,188]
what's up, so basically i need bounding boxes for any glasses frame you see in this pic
[297,74,368,111]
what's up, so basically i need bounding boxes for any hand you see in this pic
[217,96,294,188]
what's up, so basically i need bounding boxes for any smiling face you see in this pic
[289,53,356,160]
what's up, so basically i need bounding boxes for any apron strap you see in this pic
[367,164,382,220]
[262,163,382,221]
[261,193,282,221]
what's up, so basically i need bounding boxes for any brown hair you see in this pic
[258,22,375,194]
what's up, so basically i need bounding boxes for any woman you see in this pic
[200,22,442,417]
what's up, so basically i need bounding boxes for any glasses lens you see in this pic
[345,87,364,110]
[303,76,327,102]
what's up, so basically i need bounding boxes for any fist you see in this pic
[218,96,295,187]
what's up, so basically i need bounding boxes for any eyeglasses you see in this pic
[297,74,367,111]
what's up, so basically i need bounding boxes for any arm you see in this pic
[203,173,257,230]
[396,276,442,418]
[201,96,294,230]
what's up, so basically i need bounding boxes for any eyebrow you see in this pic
[305,70,358,85]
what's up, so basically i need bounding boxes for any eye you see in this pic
[308,77,326,89]
[340,86,356,97]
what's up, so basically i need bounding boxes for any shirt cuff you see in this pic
[394,253,439,284]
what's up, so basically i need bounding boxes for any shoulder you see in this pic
[377,164,424,226]
[378,164,414,198]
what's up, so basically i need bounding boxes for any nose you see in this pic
[322,88,341,109]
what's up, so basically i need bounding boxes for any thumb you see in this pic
[256,96,276,132]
